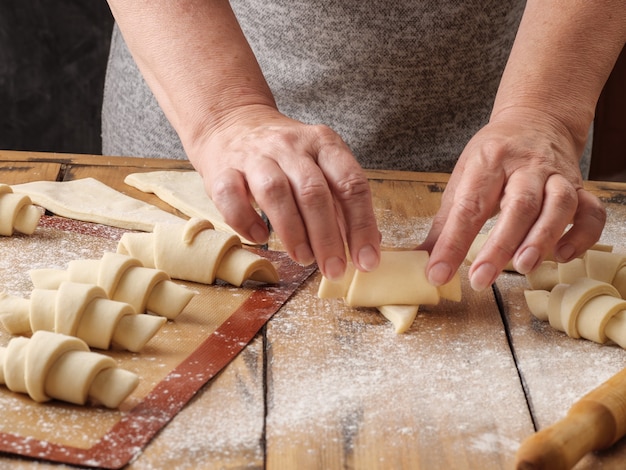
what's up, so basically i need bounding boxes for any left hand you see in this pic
[419,107,606,291]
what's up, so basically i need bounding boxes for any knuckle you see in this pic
[334,174,371,201]
[502,191,542,216]
[549,183,578,208]
[297,177,329,203]
[257,174,292,199]
[210,176,237,202]
[455,194,488,224]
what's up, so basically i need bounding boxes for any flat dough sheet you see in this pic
[0,216,314,468]
[12,178,185,232]
[124,170,256,244]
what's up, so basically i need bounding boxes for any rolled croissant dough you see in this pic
[12,178,185,232]
[124,170,256,244]
[0,330,138,408]
[318,250,461,333]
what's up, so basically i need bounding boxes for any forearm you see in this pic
[106,0,276,150]
[492,0,626,152]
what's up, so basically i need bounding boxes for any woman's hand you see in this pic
[188,104,382,280]
[421,107,606,291]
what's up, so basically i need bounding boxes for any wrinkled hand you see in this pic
[420,108,606,291]
[186,104,381,280]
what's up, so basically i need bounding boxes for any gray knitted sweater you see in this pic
[102,1,527,172]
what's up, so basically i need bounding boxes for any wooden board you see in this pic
[0,216,313,468]
[498,184,626,468]
[265,178,534,469]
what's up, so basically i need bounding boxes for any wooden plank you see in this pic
[499,185,626,467]
[0,149,194,170]
[0,161,62,184]
[127,336,266,470]
[265,179,534,469]
[0,154,266,469]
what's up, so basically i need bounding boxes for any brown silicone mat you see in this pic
[0,216,315,468]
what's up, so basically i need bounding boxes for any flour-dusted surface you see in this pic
[498,199,626,467]
[265,269,533,469]
[0,215,304,468]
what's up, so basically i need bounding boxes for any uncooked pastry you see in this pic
[526,249,626,296]
[117,217,279,286]
[0,330,138,408]
[524,278,626,349]
[318,250,461,333]
[29,252,195,320]
[376,305,420,334]
[0,281,166,352]
[12,177,185,231]
[124,170,256,244]
[0,184,42,236]
[467,232,612,274]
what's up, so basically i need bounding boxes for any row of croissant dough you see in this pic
[469,233,626,350]
[0,184,278,408]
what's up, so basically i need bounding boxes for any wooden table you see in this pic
[1,150,626,469]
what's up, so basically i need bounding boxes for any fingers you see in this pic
[427,168,605,292]
[313,127,381,273]
[424,159,505,288]
[206,124,380,281]
[554,188,606,261]
[208,167,271,244]
[509,173,578,274]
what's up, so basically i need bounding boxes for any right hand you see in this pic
[186,104,382,280]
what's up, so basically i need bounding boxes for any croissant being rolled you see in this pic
[29,252,195,320]
[116,218,279,286]
[0,282,166,352]
[0,184,41,236]
[0,330,138,408]
[318,250,461,333]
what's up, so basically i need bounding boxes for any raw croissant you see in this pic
[318,250,461,333]
[116,218,279,286]
[524,278,626,348]
[0,184,41,236]
[29,252,195,320]
[0,330,138,408]
[0,281,166,352]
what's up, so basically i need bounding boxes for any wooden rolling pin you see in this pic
[515,366,626,469]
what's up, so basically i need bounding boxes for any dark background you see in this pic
[0,1,113,155]
[0,1,623,180]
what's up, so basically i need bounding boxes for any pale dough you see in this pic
[12,178,185,232]
[468,231,612,274]
[376,305,420,334]
[526,248,626,296]
[524,278,626,349]
[318,250,461,333]
[0,281,166,352]
[0,330,138,408]
[0,184,42,236]
[29,252,195,320]
[117,217,279,286]
[124,170,256,244]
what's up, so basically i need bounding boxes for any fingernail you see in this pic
[470,263,498,291]
[250,223,269,244]
[357,244,379,271]
[294,243,315,266]
[323,256,346,281]
[428,262,452,286]
[556,243,576,263]
[515,247,540,274]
